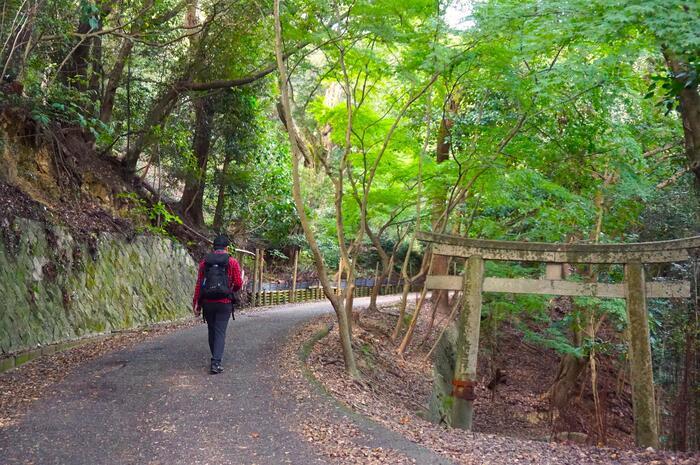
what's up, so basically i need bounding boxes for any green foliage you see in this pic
[117,193,182,238]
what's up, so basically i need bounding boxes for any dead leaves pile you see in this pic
[277,317,417,464]
[301,307,700,465]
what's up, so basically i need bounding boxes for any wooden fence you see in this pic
[246,284,403,307]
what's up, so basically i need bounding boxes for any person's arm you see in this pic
[192,260,205,315]
[229,257,243,292]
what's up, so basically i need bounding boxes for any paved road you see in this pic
[0,296,451,465]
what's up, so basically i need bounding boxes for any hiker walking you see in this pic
[192,235,243,374]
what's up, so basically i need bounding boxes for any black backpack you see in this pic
[202,253,232,300]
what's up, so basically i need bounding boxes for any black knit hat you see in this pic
[213,235,230,249]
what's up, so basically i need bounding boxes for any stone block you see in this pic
[0,356,15,372]
[41,344,58,355]
[15,349,40,366]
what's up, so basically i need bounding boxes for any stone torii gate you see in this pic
[418,231,700,448]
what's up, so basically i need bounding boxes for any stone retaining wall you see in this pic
[0,217,196,368]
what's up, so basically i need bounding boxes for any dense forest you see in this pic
[1,0,699,454]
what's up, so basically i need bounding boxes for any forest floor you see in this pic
[301,301,700,465]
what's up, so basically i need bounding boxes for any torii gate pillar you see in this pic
[624,262,659,448]
[451,255,484,429]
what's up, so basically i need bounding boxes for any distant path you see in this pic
[0,295,451,465]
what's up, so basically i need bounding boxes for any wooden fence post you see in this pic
[624,262,659,448]
[251,248,260,307]
[291,249,299,302]
[451,255,484,430]
[260,251,265,295]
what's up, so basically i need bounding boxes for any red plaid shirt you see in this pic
[193,250,243,306]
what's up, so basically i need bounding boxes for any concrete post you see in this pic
[624,262,659,448]
[451,255,484,430]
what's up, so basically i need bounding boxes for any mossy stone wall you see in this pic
[0,217,195,356]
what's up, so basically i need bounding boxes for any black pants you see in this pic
[202,302,232,364]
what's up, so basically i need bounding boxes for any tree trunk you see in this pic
[368,252,394,309]
[88,34,103,99]
[123,84,179,173]
[344,258,356,332]
[548,353,587,411]
[672,329,692,451]
[212,153,232,231]
[392,246,431,342]
[274,0,358,378]
[1,1,40,82]
[367,239,390,312]
[180,95,214,227]
[368,262,381,312]
[547,300,587,411]
[291,248,299,302]
[397,252,435,354]
[665,54,700,187]
[100,39,133,123]
[58,19,93,89]
[430,96,458,314]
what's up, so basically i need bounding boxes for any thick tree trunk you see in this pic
[547,298,587,411]
[665,54,700,187]
[180,95,214,227]
[548,353,587,411]
[59,19,93,88]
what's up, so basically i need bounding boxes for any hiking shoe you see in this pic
[210,363,224,374]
